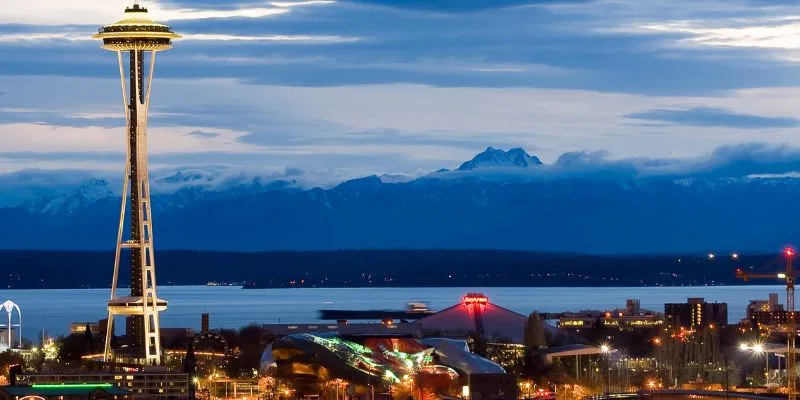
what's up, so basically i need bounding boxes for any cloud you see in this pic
[180,33,361,43]
[637,20,800,51]
[0,32,360,44]
[185,130,221,139]
[625,107,799,129]
[0,0,300,25]
[349,0,589,12]
[236,129,537,149]
[429,142,800,182]
[4,142,800,205]
[270,1,336,7]
[552,142,800,180]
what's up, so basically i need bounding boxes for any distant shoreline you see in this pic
[0,248,786,289]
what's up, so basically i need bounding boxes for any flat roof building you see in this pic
[0,384,130,400]
[665,297,727,329]
[18,371,188,399]
[558,299,663,331]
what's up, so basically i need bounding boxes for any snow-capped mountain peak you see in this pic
[457,147,543,171]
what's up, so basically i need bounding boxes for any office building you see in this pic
[664,297,727,329]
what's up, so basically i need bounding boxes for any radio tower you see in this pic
[94,2,180,365]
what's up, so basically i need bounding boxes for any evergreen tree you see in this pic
[524,312,547,351]
[184,341,197,398]
[83,324,94,354]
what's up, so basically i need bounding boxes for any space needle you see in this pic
[94,1,180,365]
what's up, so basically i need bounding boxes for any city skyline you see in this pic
[3,0,800,184]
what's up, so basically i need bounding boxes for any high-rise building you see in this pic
[664,297,727,329]
[201,313,209,333]
[94,2,180,365]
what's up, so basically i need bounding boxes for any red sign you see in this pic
[462,293,489,306]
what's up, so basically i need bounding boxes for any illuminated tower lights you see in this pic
[94,1,180,365]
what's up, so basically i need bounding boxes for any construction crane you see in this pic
[736,248,796,400]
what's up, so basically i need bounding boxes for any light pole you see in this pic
[601,345,611,395]
[741,343,770,386]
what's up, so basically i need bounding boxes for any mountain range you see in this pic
[2,146,800,254]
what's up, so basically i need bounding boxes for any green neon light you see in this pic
[32,384,114,389]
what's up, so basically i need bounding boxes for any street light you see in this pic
[741,342,770,386]
[740,343,750,351]
[601,344,612,395]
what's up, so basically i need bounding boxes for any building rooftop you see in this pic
[1,383,130,397]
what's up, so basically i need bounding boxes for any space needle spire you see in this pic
[94,2,180,365]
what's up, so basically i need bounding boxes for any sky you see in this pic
[4,0,800,181]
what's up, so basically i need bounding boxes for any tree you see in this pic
[83,324,95,354]
[524,312,547,351]
[184,342,198,399]
[0,350,23,382]
[225,325,275,377]
[58,333,93,363]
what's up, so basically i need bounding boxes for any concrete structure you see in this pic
[416,293,528,343]
[665,297,728,329]
[0,300,22,349]
[94,2,180,365]
[749,310,798,329]
[556,299,663,331]
[743,293,787,328]
[0,383,130,400]
[261,333,508,398]
[19,371,188,399]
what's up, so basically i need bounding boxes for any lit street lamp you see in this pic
[740,343,770,386]
[601,345,612,395]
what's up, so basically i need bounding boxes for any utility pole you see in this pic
[736,248,796,400]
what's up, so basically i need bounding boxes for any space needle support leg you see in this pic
[105,50,131,363]
[144,51,156,112]
[16,306,21,348]
[139,50,161,365]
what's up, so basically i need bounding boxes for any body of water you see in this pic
[0,285,786,338]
